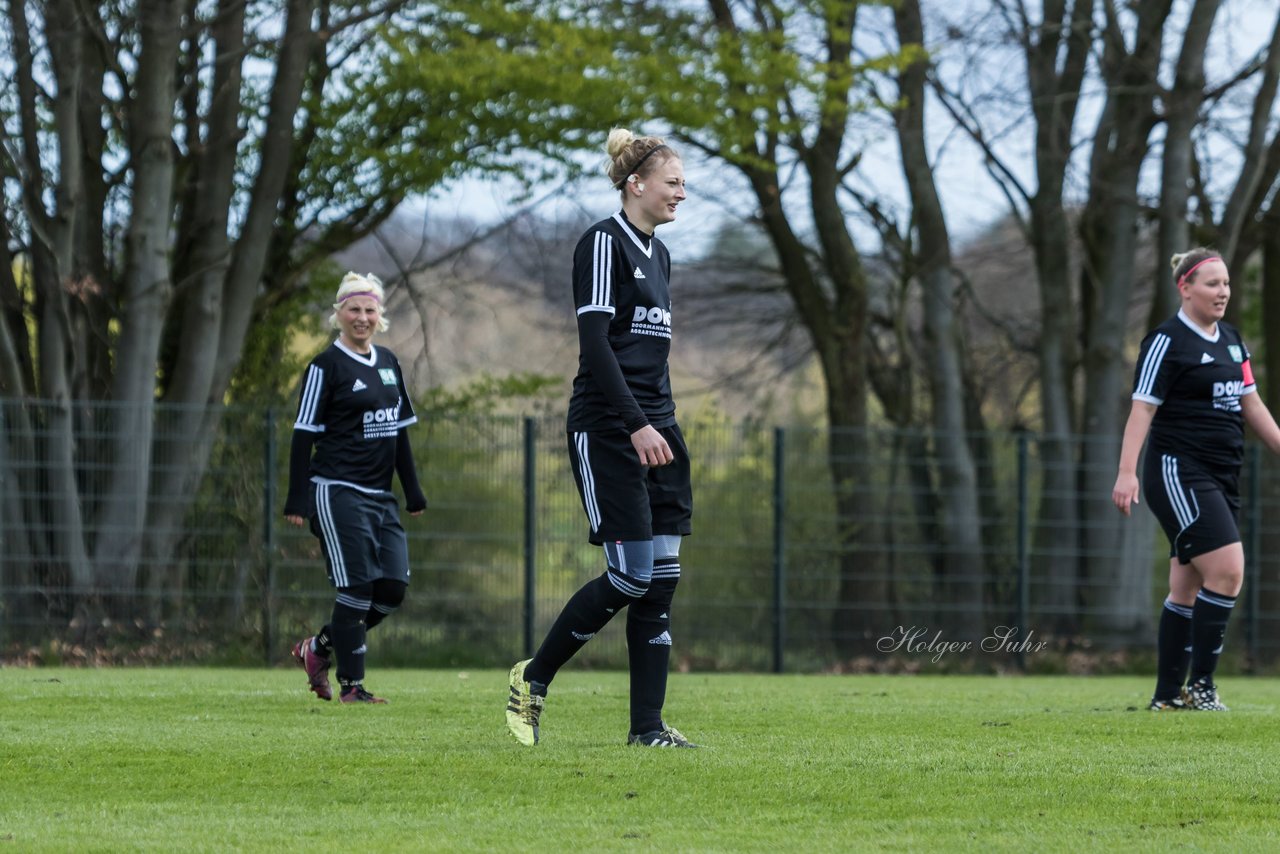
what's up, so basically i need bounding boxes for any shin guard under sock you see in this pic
[1189,587,1236,686]
[1154,598,1193,700]
[627,570,679,734]
[330,597,370,686]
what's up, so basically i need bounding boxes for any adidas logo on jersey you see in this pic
[1201,353,1214,364]
[649,631,673,646]
[633,266,646,279]
[352,378,368,391]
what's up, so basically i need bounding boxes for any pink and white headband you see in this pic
[1177,257,1222,288]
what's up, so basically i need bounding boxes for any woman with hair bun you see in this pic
[284,271,427,704]
[1113,249,1280,711]
[506,128,697,747]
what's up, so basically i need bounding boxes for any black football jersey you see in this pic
[292,341,417,491]
[567,212,676,432]
[1132,310,1256,470]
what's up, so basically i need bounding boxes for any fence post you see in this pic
[1016,432,1030,672]
[773,427,786,674]
[1246,443,1261,671]
[523,417,537,658]
[263,407,278,666]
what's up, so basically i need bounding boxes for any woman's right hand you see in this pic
[631,425,673,467]
[1112,472,1140,516]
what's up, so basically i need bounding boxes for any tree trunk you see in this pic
[1151,0,1220,329]
[92,1,183,608]
[1218,12,1280,267]
[1019,0,1092,635]
[145,0,248,585]
[1079,194,1153,642]
[893,0,984,636]
[8,0,92,607]
[1029,200,1080,633]
[1256,214,1280,665]
[1076,0,1171,644]
[143,0,317,573]
[741,152,885,656]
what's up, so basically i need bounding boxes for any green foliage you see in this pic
[373,1,648,188]
[5,669,1280,850]
[418,372,562,416]
[226,262,341,404]
[377,1,910,180]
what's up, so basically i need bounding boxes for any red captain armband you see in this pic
[1243,360,1255,387]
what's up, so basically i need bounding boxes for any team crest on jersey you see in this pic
[1228,345,1243,363]
[378,368,397,385]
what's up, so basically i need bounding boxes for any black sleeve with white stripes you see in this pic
[1132,329,1174,405]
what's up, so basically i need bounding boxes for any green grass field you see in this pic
[2,668,1278,852]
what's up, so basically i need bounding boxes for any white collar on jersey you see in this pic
[1176,308,1221,343]
[334,338,379,366]
[612,211,654,259]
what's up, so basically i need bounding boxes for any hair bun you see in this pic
[606,128,635,158]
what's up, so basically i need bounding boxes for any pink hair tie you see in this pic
[339,291,381,303]
[1176,257,1222,287]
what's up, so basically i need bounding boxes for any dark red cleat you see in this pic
[291,636,333,701]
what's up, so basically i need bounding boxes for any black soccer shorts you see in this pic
[309,482,410,587]
[1142,451,1241,564]
[567,424,693,545]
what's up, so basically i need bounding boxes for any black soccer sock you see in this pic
[1189,587,1236,686]
[330,586,372,686]
[627,569,679,734]
[313,627,333,656]
[1154,598,1193,700]
[525,569,640,689]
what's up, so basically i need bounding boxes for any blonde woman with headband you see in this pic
[1113,249,1280,711]
[506,127,698,748]
[284,272,427,704]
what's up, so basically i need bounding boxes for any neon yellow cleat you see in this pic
[506,659,544,745]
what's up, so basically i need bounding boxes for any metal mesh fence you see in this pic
[2,398,1278,672]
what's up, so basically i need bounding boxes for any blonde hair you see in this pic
[605,128,679,192]
[328,272,389,332]
[1170,247,1222,287]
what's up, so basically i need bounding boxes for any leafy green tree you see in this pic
[0,0,559,626]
